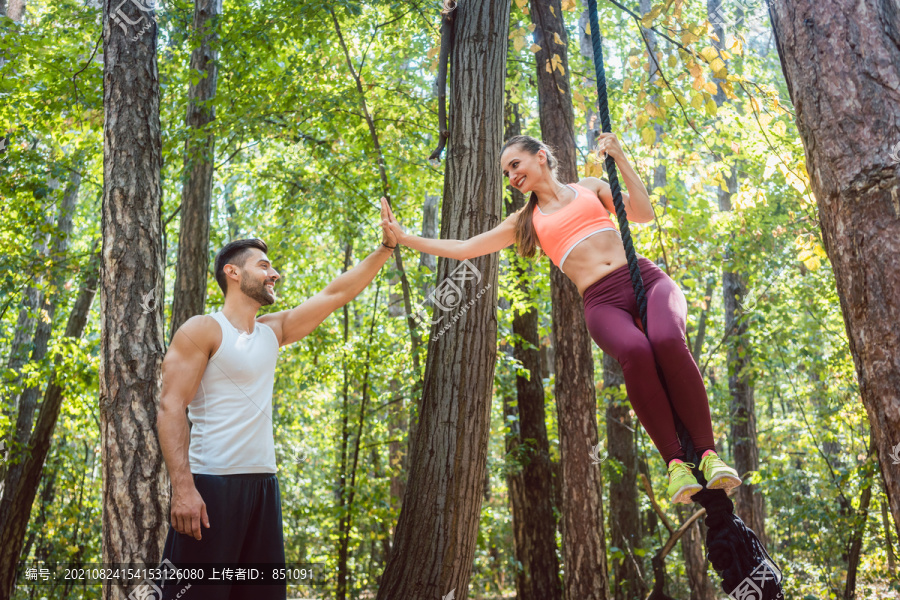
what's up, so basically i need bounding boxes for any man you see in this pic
[156,209,398,599]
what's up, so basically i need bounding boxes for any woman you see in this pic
[380,133,741,505]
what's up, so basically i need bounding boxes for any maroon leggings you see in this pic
[583,257,716,464]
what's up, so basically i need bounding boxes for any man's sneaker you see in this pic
[699,451,742,492]
[667,461,702,505]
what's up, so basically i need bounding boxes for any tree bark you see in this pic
[501,98,562,600]
[375,1,510,597]
[709,0,767,547]
[769,0,900,542]
[0,242,100,598]
[100,1,168,595]
[603,354,647,600]
[169,0,222,340]
[531,0,608,597]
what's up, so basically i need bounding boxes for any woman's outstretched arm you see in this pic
[381,197,520,261]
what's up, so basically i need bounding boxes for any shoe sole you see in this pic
[671,483,703,504]
[706,473,742,492]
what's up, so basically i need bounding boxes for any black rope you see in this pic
[584,2,783,598]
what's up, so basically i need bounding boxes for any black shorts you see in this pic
[157,473,286,600]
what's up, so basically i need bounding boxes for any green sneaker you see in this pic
[666,461,702,505]
[699,452,742,492]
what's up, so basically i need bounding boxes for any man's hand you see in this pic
[171,484,210,540]
[381,197,405,246]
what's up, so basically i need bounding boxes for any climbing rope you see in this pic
[583,2,783,598]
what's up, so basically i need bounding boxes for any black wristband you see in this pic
[381,242,397,250]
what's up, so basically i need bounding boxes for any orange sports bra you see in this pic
[532,182,620,273]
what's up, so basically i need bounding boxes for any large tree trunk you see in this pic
[0,179,83,597]
[531,0,608,597]
[603,354,647,600]
[708,0,767,547]
[502,98,562,600]
[169,0,222,339]
[375,1,510,597]
[769,0,900,541]
[101,1,168,596]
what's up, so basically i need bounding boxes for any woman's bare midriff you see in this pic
[560,230,630,297]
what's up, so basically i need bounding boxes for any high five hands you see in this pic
[380,197,406,247]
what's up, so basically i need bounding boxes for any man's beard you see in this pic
[240,276,275,306]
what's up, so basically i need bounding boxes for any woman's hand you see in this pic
[380,197,407,246]
[596,132,625,163]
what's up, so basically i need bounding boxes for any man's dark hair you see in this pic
[214,239,269,296]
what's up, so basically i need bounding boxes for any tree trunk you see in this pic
[169,0,222,340]
[0,173,79,538]
[844,441,875,600]
[100,1,168,595]
[604,354,647,600]
[676,504,715,600]
[3,204,54,417]
[0,242,100,598]
[337,243,353,600]
[769,0,900,542]
[501,98,562,600]
[531,0,608,597]
[375,1,510,597]
[709,0,767,546]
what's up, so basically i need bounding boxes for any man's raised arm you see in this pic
[262,242,395,347]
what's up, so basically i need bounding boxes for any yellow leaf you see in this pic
[692,74,706,90]
[528,23,536,32]
[585,22,590,36]
[664,93,676,107]
[803,256,821,271]
[553,32,563,45]
[645,102,659,118]
[558,84,565,94]
[514,0,527,8]
[699,46,719,62]
[642,127,656,146]
[427,46,439,59]
[550,5,555,16]
[514,36,526,52]
[636,114,649,128]
[731,141,741,154]
[530,43,541,53]
[668,55,678,68]
[573,89,584,102]
[705,99,718,116]
[710,57,727,79]
[681,31,699,46]
[704,81,718,95]
[546,60,552,73]
[691,93,704,110]
[622,78,632,93]
[687,63,702,79]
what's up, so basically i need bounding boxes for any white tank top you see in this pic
[187,311,280,474]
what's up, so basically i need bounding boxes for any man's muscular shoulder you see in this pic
[174,314,222,359]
